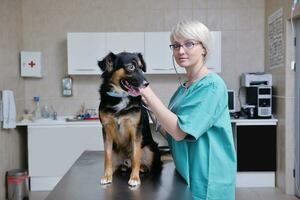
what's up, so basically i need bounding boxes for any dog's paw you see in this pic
[100,175,112,185]
[128,176,141,187]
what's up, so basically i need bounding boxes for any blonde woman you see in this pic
[140,20,237,199]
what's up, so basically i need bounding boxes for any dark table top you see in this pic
[45,151,193,200]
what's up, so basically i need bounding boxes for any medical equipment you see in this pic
[172,55,184,87]
[240,73,273,119]
[228,90,235,113]
[171,54,207,88]
[241,72,272,87]
[246,86,272,118]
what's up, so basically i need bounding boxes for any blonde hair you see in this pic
[170,20,212,59]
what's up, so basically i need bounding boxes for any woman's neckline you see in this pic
[183,70,211,89]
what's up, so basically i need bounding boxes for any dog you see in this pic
[98,52,162,187]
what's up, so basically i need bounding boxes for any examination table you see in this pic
[45,151,193,200]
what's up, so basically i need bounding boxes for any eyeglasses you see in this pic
[169,41,201,50]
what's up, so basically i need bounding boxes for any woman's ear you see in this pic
[202,48,207,57]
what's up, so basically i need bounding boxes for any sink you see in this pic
[16,116,100,126]
[33,116,70,123]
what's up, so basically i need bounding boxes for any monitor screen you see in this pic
[228,90,235,113]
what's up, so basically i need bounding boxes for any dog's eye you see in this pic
[126,64,136,72]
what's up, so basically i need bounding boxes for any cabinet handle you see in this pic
[151,68,174,70]
[75,69,96,71]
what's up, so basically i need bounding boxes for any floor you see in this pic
[30,188,300,200]
[236,188,299,200]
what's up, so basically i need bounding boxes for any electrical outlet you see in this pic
[62,77,73,96]
[291,61,296,71]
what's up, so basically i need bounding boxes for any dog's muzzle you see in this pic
[142,80,149,88]
[120,77,149,97]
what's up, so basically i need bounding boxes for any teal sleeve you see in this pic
[176,82,228,141]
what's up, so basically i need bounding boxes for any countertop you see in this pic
[230,116,278,125]
[16,116,101,126]
[16,116,278,127]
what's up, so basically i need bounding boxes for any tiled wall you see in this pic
[21,0,265,115]
[265,0,299,195]
[0,0,26,199]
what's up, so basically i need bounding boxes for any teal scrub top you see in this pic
[167,72,237,200]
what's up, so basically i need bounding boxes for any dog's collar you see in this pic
[106,91,129,98]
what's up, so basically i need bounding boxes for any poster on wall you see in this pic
[268,8,284,69]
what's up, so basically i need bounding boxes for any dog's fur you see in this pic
[98,52,162,187]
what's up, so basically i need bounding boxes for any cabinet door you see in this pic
[236,125,276,171]
[28,125,103,177]
[144,32,184,74]
[106,32,144,55]
[144,31,221,74]
[207,31,221,73]
[67,32,105,75]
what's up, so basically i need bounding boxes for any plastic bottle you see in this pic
[41,104,50,118]
[33,96,41,120]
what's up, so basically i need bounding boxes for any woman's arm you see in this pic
[140,86,187,141]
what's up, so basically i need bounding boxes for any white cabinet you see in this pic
[28,124,103,191]
[144,32,185,74]
[207,31,221,73]
[67,32,144,75]
[67,32,105,75]
[67,32,222,75]
[106,32,144,54]
[144,31,221,74]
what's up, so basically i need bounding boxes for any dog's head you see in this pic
[98,52,149,97]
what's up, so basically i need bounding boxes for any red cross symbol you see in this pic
[28,61,36,68]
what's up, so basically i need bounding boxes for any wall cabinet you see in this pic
[106,32,144,55]
[67,33,105,75]
[144,32,182,74]
[67,32,144,75]
[67,32,221,75]
[144,31,221,74]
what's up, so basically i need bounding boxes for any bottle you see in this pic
[41,104,50,118]
[33,96,41,120]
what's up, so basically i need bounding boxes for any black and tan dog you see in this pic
[98,52,162,187]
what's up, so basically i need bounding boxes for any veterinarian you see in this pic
[139,20,237,200]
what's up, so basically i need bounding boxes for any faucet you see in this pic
[53,112,57,120]
[50,105,57,120]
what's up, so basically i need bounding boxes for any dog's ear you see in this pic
[98,52,116,72]
[137,53,146,72]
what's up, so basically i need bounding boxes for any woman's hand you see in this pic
[141,96,148,106]
[139,85,150,101]
[139,85,187,141]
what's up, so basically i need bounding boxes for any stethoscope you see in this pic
[144,53,207,135]
[142,55,184,136]
[170,52,208,110]
[169,54,189,110]
[172,54,185,88]
[171,52,207,88]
